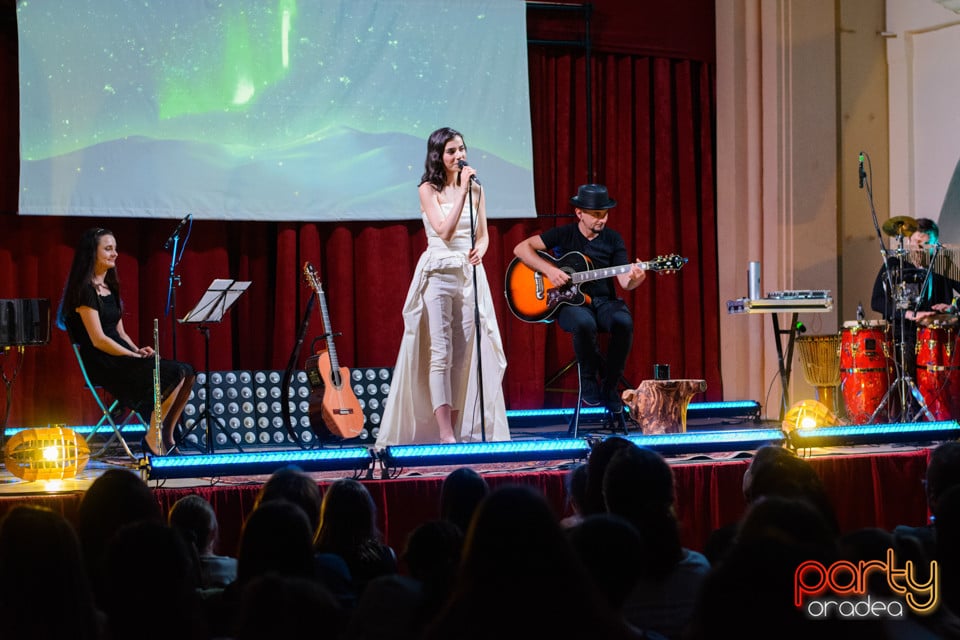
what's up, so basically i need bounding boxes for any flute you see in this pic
[153,318,163,455]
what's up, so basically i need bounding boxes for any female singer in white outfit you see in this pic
[376,127,509,446]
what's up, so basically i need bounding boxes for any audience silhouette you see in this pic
[254,465,324,536]
[398,518,463,631]
[0,505,103,640]
[560,461,589,528]
[76,468,163,609]
[423,483,642,639]
[168,493,238,589]
[101,519,203,640]
[236,573,345,640]
[39,433,959,639]
[315,478,398,600]
[602,444,710,639]
[895,441,960,559]
[690,496,841,640]
[582,435,636,517]
[205,499,318,638]
[439,466,490,534]
[567,512,663,638]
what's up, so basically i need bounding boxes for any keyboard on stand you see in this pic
[727,290,833,314]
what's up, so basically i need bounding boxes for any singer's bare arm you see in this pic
[466,190,488,266]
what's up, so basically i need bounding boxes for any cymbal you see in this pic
[882,215,918,237]
[917,313,959,328]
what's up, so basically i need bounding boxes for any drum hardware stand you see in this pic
[869,235,936,424]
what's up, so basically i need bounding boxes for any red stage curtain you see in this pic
[0,1,719,426]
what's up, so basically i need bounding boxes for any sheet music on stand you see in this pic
[181,279,251,324]
[175,278,251,454]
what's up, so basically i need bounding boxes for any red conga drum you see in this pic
[840,320,894,423]
[915,317,960,421]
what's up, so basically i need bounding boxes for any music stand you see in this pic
[177,279,251,454]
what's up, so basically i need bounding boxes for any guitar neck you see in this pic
[304,263,342,373]
[316,292,340,371]
[570,261,651,284]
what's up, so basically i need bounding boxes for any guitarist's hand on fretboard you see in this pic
[620,260,647,290]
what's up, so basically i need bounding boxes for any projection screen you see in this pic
[16,0,536,221]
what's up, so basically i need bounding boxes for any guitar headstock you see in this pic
[303,262,323,294]
[649,254,688,274]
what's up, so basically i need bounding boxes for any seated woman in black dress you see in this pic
[56,227,195,455]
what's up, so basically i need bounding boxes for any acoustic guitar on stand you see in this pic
[302,262,364,439]
[504,251,688,323]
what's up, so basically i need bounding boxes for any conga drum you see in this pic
[840,320,893,423]
[916,316,960,420]
[796,334,841,415]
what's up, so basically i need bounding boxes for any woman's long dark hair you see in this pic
[420,126,464,193]
[56,227,120,331]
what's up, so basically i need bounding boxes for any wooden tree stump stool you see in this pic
[622,379,707,435]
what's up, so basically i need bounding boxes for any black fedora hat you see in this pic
[570,184,617,210]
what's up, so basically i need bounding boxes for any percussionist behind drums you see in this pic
[870,217,959,381]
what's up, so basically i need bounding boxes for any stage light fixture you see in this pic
[145,446,375,480]
[5,424,149,439]
[782,399,839,434]
[504,400,761,428]
[626,428,785,456]
[687,400,761,420]
[3,426,89,481]
[380,439,591,468]
[787,420,960,449]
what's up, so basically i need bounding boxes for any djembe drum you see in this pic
[796,333,842,415]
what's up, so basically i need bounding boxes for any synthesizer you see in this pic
[727,290,833,314]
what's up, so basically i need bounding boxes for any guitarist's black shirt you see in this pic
[540,223,628,301]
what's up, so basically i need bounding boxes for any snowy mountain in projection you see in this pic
[19,128,536,221]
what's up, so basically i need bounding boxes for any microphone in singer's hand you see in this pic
[164,213,192,249]
[457,160,481,186]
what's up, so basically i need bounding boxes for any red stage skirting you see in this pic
[0,447,932,557]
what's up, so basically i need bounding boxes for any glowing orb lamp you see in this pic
[3,426,90,481]
[781,399,839,436]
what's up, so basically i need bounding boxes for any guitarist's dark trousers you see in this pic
[556,296,633,410]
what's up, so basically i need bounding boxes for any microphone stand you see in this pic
[466,180,487,442]
[165,219,192,360]
[862,152,933,423]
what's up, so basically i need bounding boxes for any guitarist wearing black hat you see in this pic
[513,184,646,413]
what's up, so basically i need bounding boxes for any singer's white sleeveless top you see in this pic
[420,201,476,272]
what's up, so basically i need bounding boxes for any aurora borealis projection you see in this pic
[16,0,535,221]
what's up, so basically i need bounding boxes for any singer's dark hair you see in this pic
[420,126,465,192]
[56,227,121,332]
